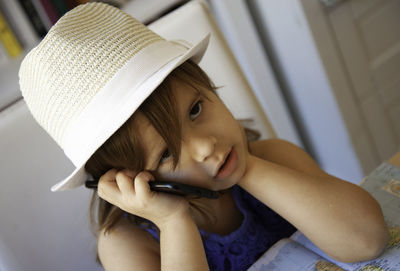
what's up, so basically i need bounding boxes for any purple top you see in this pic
[143,186,296,270]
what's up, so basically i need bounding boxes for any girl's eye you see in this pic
[190,101,202,120]
[159,149,172,164]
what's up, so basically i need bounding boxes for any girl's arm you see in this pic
[98,212,209,271]
[159,211,209,270]
[240,139,388,263]
[97,170,209,271]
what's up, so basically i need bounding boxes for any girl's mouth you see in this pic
[215,148,238,180]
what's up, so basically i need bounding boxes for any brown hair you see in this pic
[85,60,260,262]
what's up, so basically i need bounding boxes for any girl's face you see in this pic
[133,80,249,191]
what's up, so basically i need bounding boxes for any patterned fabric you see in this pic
[143,185,296,270]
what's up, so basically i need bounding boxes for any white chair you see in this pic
[0,1,274,270]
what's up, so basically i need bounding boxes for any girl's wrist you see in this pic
[155,208,194,231]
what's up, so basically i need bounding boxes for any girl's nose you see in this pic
[187,135,217,162]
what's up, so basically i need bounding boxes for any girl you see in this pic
[19,3,388,271]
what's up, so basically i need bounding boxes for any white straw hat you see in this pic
[19,2,210,191]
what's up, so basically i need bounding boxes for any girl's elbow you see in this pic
[360,226,389,261]
[348,196,390,262]
[340,225,389,263]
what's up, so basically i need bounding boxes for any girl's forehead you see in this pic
[171,77,204,94]
[171,80,212,107]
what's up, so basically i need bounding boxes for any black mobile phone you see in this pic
[85,180,219,199]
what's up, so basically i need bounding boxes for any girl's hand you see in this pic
[97,169,190,227]
[238,153,259,187]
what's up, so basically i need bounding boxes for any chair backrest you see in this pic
[0,1,274,271]
[0,101,100,271]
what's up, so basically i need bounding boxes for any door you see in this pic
[302,0,400,173]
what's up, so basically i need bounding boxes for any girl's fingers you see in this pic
[115,170,135,195]
[97,169,156,212]
[100,168,118,183]
[97,169,120,202]
[134,171,154,200]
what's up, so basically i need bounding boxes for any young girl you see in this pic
[19,3,388,270]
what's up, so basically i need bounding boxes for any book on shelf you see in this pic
[0,9,22,58]
[39,0,60,25]
[15,0,92,38]
[50,0,69,17]
[64,0,90,9]
[248,161,400,271]
[17,0,48,38]
[0,0,123,60]
[31,0,54,31]
[0,0,40,49]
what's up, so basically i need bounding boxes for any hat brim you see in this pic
[51,34,210,192]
